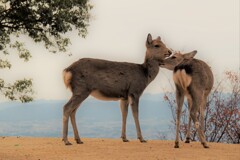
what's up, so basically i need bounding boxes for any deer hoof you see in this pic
[65,142,72,145]
[139,138,147,143]
[174,145,179,148]
[174,142,179,148]
[202,143,209,148]
[62,138,72,145]
[76,139,83,144]
[121,136,129,142]
[185,137,191,143]
[122,139,129,142]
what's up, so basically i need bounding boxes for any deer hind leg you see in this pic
[120,99,129,142]
[63,90,89,145]
[199,97,209,148]
[185,97,192,143]
[130,96,146,143]
[174,87,184,148]
[190,95,209,148]
[70,109,83,144]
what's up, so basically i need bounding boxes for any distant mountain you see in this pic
[0,93,174,139]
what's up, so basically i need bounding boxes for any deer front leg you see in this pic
[130,97,146,143]
[175,88,184,148]
[120,99,129,142]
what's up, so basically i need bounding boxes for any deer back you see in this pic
[174,59,214,92]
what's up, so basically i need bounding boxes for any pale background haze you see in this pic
[1,0,239,101]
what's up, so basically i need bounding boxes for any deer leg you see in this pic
[70,109,83,144]
[130,97,146,143]
[199,98,209,148]
[63,92,89,145]
[190,95,209,148]
[120,99,129,142]
[174,88,184,148]
[190,102,201,141]
[62,99,73,145]
[185,115,192,143]
[185,97,192,143]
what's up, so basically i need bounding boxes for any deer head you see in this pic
[145,34,172,64]
[160,50,197,70]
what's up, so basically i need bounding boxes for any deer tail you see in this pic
[63,69,72,91]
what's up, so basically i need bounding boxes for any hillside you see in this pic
[0,94,174,139]
[0,137,239,160]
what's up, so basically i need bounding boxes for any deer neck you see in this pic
[142,58,160,83]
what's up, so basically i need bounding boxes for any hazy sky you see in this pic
[1,0,239,101]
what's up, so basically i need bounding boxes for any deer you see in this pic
[62,34,172,145]
[160,50,214,148]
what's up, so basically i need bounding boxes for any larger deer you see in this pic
[161,51,213,148]
[62,34,172,145]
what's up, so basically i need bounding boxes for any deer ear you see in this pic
[157,36,161,41]
[183,50,197,60]
[146,33,153,45]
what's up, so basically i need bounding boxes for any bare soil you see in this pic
[0,137,239,160]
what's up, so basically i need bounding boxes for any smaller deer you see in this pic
[62,34,172,145]
[161,51,214,148]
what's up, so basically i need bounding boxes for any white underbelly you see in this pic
[90,90,120,101]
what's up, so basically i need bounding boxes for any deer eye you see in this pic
[154,45,160,48]
[172,56,176,59]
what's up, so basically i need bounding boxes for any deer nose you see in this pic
[164,50,172,57]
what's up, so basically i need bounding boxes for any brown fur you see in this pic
[62,34,172,145]
[161,50,213,148]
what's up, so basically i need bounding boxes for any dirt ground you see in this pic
[0,137,239,160]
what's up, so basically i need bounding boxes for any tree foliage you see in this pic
[0,0,92,102]
[163,71,240,144]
